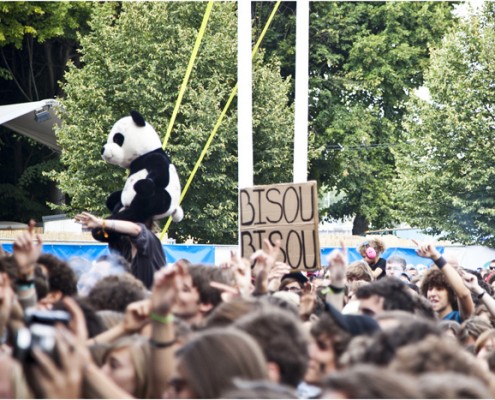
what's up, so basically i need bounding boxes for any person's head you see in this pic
[279,278,303,295]
[169,328,268,399]
[345,318,443,367]
[385,255,407,278]
[438,319,461,339]
[99,335,152,398]
[37,253,78,303]
[458,316,493,347]
[87,273,148,312]
[420,268,456,318]
[234,306,308,388]
[475,329,495,359]
[389,334,495,393]
[358,238,385,265]
[417,372,493,399]
[346,260,374,282]
[356,277,416,317]
[52,296,106,338]
[406,265,417,277]
[204,297,260,328]
[321,365,421,399]
[173,264,234,324]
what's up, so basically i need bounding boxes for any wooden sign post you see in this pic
[239,181,321,272]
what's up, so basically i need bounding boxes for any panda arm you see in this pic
[141,153,170,187]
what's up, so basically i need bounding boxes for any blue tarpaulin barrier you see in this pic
[1,243,216,266]
[2,243,441,268]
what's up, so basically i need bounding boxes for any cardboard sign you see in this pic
[239,181,321,272]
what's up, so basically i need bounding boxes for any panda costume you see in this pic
[90,111,183,288]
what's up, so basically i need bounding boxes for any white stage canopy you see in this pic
[0,99,61,152]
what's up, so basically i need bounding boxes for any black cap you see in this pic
[281,272,309,285]
[324,302,380,336]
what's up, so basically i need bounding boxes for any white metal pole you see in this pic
[293,0,309,183]
[238,0,253,189]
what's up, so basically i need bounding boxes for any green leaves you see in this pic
[395,4,495,245]
[53,2,294,244]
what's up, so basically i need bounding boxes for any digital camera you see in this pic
[13,309,71,365]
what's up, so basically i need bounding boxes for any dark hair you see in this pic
[356,277,416,313]
[188,264,235,310]
[234,306,308,387]
[352,319,443,366]
[38,253,78,296]
[53,296,105,338]
[311,313,352,363]
[420,269,456,308]
[87,273,148,312]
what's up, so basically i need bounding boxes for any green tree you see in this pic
[0,1,92,222]
[394,3,495,246]
[254,2,456,234]
[52,2,294,244]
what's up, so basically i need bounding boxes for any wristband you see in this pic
[149,338,176,348]
[433,256,447,269]
[478,291,486,300]
[149,312,174,325]
[16,279,35,290]
[320,285,345,295]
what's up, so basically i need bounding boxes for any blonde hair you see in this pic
[357,238,386,256]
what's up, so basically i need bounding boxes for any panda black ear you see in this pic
[130,110,146,127]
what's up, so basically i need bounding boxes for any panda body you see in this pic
[100,111,184,224]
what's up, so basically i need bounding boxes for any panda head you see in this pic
[101,111,162,168]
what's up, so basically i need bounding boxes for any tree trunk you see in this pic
[352,214,369,236]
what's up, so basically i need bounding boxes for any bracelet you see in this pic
[433,256,447,269]
[101,219,109,239]
[478,291,486,300]
[149,312,174,325]
[149,338,176,348]
[320,285,345,295]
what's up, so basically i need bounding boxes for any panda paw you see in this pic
[134,178,155,196]
[172,206,184,223]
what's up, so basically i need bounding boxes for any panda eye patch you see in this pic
[113,133,125,146]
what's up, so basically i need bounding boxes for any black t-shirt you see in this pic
[370,257,386,279]
[109,223,166,289]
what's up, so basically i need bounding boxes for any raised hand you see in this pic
[413,240,441,260]
[74,212,102,230]
[123,299,151,333]
[32,327,84,399]
[13,230,43,278]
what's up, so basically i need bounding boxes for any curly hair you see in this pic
[87,273,148,312]
[357,238,386,256]
[38,253,77,296]
[420,268,456,308]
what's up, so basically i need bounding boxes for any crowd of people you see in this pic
[1,219,495,398]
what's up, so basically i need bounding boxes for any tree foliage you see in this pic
[0,2,92,222]
[394,3,495,246]
[52,2,294,244]
[255,2,456,233]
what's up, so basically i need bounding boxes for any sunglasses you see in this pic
[490,266,495,270]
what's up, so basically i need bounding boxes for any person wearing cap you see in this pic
[358,238,387,279]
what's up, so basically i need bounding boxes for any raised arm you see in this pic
[415,243,474,321]
[75,211,142,237]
